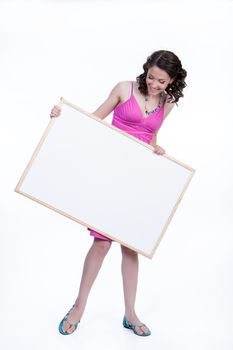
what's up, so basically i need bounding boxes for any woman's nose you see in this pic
[151,81,159,89]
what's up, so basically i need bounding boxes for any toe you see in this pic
[62,321,70,333]
[141,325,149,334]
[66,325,76,334]
[62,321,74,334]
[134,326,144,335]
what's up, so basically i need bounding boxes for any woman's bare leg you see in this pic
[121,245,149,335]
[62,238,112,333]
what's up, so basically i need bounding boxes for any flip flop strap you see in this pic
[125,318,145,329]
[132,323,146,330]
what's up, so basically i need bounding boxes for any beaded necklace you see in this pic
[144,93,162,116]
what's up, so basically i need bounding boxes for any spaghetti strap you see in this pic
[130,81,134,96]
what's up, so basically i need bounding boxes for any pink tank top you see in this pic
[112,81,165,144]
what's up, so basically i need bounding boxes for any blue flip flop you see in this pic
[58,304,80,335]
[123,316,151,336]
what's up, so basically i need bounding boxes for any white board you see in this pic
[15,98,195,258]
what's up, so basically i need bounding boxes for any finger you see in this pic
[50,111,59,118]
[53,106,61,112]
[50,98,63,117]
[50,106,61,118]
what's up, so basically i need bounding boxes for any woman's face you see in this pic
[146,65,173,96]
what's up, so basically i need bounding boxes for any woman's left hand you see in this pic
[153,144,166,155]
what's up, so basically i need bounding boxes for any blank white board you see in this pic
[15,98,195,258]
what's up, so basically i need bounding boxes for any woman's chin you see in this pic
[148,89,161,96]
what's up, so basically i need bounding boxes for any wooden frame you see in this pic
[15,98,195,258]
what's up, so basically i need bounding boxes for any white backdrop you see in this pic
[1,1,233,349]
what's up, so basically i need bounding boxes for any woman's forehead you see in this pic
[147,65,170,80]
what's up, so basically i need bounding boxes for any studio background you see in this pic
[0,0,232,349]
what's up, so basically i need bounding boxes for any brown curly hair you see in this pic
[136,50,187,103]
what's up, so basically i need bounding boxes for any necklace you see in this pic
[144,93,162,116]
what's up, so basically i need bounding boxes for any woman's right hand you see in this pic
[50,105,61,118]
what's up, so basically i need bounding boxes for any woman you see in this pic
[50,50,187,336]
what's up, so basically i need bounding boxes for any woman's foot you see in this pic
[124,312,151,336]
[59,304,83,334]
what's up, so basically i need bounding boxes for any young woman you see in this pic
[50,50,187,336]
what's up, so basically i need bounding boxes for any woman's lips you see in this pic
[149,87,160,92]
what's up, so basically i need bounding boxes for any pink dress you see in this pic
[88,81,166,241]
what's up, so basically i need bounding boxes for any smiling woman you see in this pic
[137,50,187,103]
[50,49,187,337]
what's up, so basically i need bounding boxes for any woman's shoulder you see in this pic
[163,93,176,118]
[112,80,133,98]
[114,80,133,90]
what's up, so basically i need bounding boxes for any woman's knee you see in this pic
[93,238,112,256]
[121,245,138,257]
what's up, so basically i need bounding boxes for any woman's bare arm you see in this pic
[150,132,157,148]
[164,98,175,119]
[150,132,165,155]
[91,82,122,120]
[50,82,122,119]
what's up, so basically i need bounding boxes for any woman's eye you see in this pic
[159,81,165,84]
